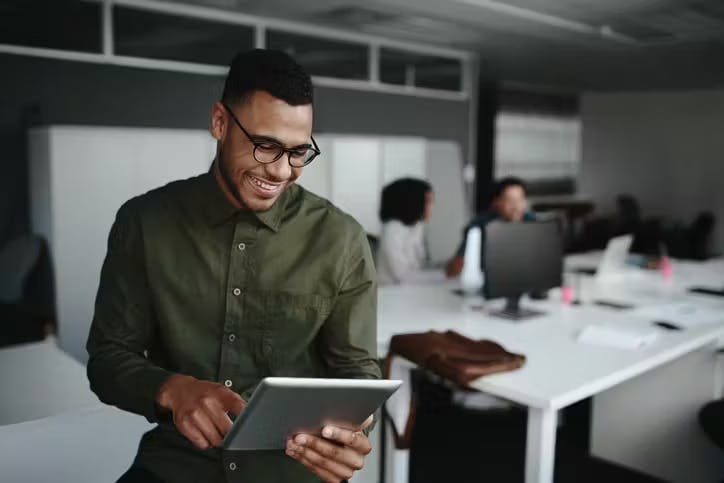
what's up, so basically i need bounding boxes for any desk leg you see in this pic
[378,420,410,483]
[525,407,557,483]
[383,425,409,483]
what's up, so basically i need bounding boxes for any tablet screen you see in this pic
[222,377,401,451]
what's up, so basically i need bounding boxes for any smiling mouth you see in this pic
[245,174,283,198]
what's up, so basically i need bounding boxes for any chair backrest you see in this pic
[689,211,716,260]
[0,235,42,303]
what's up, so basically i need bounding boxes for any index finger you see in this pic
[201,396,235,439]
[320,425,371,455]
[217,388,246,416]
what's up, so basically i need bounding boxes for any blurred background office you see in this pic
[1,1,724,482]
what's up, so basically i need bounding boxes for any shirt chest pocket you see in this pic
[242,291,333,375]
[244,291,332,340]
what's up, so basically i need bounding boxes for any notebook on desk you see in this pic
[577,325,658,350]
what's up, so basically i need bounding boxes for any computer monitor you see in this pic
[484,220,563,320]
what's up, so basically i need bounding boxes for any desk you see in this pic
[0,340,153,482]
[379,257,724,483]
[0,405,152,482]
[0,339,100,425]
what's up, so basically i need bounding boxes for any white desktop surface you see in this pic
[378,256,724,483]
[0,405,152,483]
[0,340,153,483]
[379,283,724,410]
[0,340,100,425]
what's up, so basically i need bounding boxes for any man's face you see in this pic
[211,91,313,212]
[494,185,527,222]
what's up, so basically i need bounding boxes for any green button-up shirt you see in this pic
[86,170,380,483]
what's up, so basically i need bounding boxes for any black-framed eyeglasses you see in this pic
[222,103,320,167]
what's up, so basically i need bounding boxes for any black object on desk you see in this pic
[689,286,724,298]
[594,299,635,310]
[653,320,683,331]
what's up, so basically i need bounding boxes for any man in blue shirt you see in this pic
[446,177,535,277]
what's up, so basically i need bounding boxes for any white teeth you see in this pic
[250,176,278,191]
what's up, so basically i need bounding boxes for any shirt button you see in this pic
[232,288,241,296]
[228,334,236,342]
[224,379,233,388]
[237,243,246,251]
[229,462,237,471]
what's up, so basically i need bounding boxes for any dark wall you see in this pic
[314,86,469,149]
[0,54,223,248]
[474,81,498,213]
[0,53,469,248]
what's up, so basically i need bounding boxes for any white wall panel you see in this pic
[30,126,215,361]
[296,134,332,200]
[381,138,427,185]
[329,136,383,236]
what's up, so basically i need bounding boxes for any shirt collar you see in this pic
[199,164,291,232]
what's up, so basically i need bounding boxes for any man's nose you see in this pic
[263,155,292,181]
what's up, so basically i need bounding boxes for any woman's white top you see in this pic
[376,220,443,285]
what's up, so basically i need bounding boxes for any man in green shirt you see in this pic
[87,49,381,483]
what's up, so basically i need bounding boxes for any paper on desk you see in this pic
[630,303,722,329]
[577,325,659,350]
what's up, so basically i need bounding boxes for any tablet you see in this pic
[221,377,402,451]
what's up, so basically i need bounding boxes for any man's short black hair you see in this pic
[221,49,313,107]
[492,176,527,199]
[379,178,432,226]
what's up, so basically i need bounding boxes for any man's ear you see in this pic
[210,102,227,141]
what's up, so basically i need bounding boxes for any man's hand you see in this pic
[156,374,246,450]
[286,415,374,483]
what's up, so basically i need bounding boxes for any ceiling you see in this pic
[169,0,724,92]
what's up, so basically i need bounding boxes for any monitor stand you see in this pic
[490,296,545,321]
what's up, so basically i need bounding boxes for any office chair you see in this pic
[665,211,716,260]
[699,398,724,450]
[689,211,716,260]
[615,194,641,236]
[0,235,55,347]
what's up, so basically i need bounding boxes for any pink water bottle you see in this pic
[660,255,673,280]
[561,286,574,305]
[659,242,673,280]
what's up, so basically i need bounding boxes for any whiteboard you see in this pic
[296,134,332,200]
[381,138,427,185]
